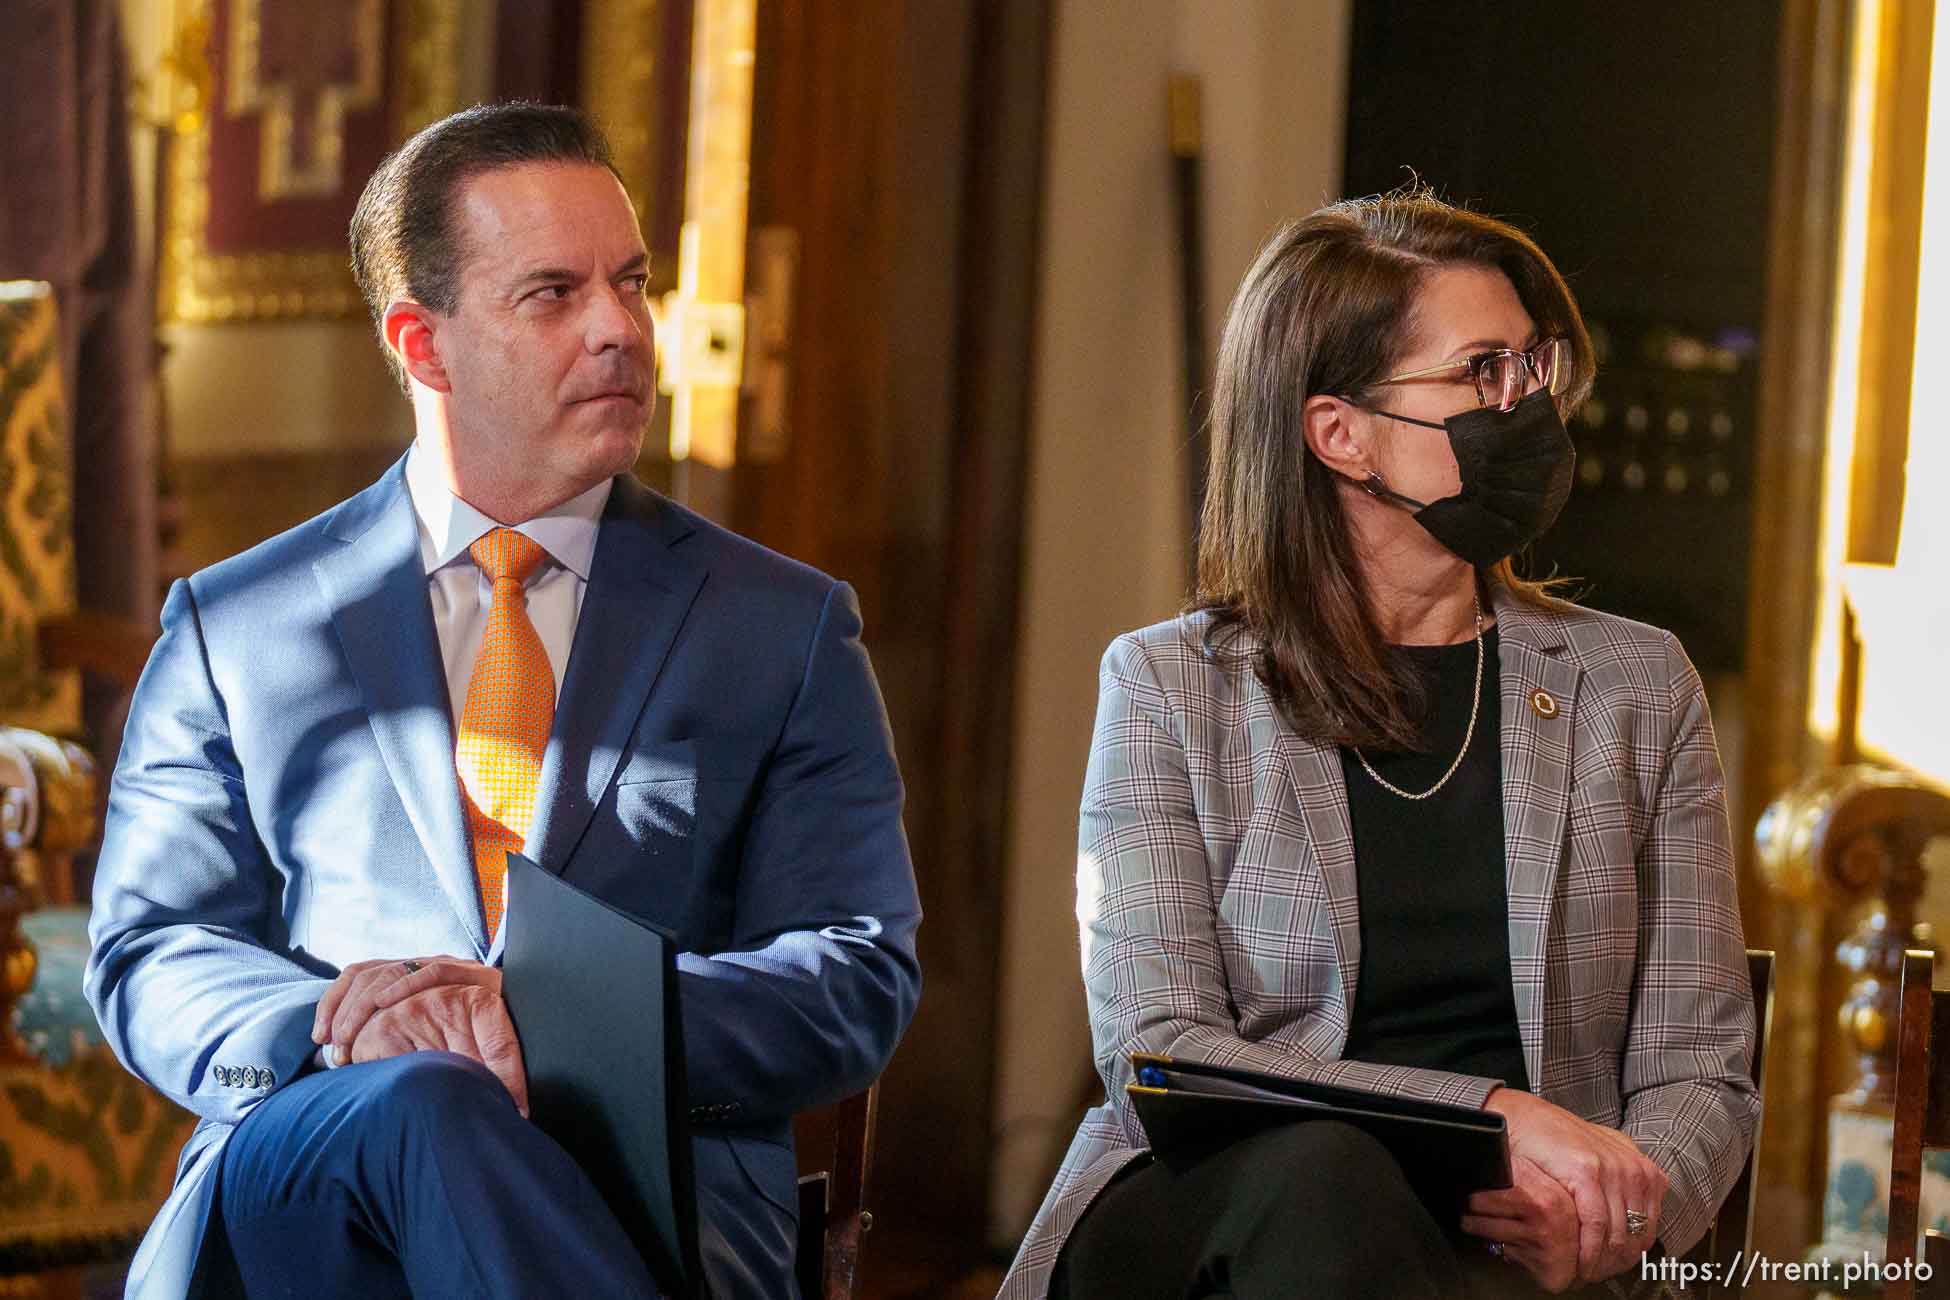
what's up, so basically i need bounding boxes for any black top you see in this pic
[1338,627,1529,1092]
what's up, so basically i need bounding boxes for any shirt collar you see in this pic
[404,440,613,581]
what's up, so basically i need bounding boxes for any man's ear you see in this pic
[383,300,451,393]
[1301,393,1373,479]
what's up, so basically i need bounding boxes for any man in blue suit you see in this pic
[85,102,922,1299]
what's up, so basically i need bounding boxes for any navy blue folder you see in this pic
[502,851,700,1297]
[1127,1051,1512,1213]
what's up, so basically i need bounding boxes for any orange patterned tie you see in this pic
[455,528,555,936]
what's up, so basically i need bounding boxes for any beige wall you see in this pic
[161,325,409,457]
[988,0,1351,1246]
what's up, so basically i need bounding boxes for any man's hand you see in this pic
[1460,1155,1579,1292]
[1483,1088,1669,1284]
[313,956,503,1060]
[348,984,529,1117]
[312,958,525,1113]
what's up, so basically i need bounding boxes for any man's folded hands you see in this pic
[311,957,529,1116]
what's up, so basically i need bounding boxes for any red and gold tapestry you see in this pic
[158,0,460,323]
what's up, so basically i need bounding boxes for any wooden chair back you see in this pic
[1685,948,1775,1298]
[1884,948,1950,1300]
[36,610,154,692]
[794,1085,879,1300]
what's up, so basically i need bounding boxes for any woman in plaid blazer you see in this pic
[1000,192,1758,1299]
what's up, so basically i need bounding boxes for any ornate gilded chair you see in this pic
[0,282,193,1297]
[1760,767,1950,1279]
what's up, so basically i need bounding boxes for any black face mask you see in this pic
[1354,388,1576,568]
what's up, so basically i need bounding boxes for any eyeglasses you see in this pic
[1370,336,1567,413]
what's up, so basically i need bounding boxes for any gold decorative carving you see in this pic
[1758,765,1950,913]
[224,0,385,201]
[666,0,757,468]
[393,0,461,141]
[0,285,79,738]
[580,0,663,234]
[157,0,464,324]
[2,730,97,909]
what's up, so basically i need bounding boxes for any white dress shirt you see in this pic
[402,441,612,723]
[318,448,611,1064]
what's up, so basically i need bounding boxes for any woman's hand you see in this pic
[1482,1087,1670,1283]
[1461,1155,1579,1292]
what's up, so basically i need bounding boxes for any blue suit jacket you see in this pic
[85,461,923,1299]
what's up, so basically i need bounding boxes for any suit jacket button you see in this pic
[245,1067,263,1088]
[214,1066,231,1087]
[260,1070,276,1089]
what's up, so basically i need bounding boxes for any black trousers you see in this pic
[1051,1121,1619,1300]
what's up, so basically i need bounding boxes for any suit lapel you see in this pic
[313,461,487,956]
[522,477,707,879]
[1491,586,1580,1093]
[1272,727,1364,1037]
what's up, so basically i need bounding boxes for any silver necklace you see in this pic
[1353,594,1484,801]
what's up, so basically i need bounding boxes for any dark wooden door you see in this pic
[497,2,1050,1284]
[731,0,1051,1288]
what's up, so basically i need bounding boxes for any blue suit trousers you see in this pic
[212,1052,658,1298]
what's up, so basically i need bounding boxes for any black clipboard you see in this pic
[1126,1052,1511,1213]
[502,852,700,1298]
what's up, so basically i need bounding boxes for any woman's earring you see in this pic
[1361,471,1390,499]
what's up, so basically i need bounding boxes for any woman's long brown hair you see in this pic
[1194,188,1596,751]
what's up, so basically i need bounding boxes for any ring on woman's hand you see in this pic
[1486,1241,1506,1260]
[1625,1209,1650,1237]
[402,960,422,974]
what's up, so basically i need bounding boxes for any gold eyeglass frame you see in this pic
[1371,336,1567,412]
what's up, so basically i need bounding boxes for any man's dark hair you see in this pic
[349,101,622,389]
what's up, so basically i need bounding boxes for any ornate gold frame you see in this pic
[158,0,462,324]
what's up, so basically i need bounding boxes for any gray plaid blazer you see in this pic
[997,583,1758,1299]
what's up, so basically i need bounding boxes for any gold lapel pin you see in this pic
[1529,689,1559,719]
